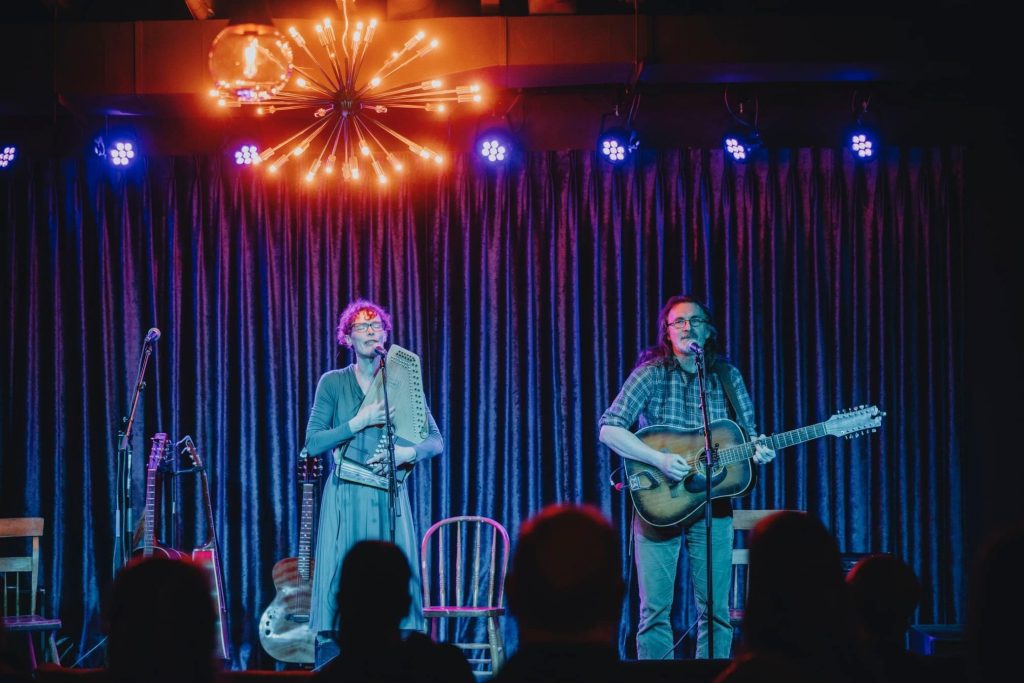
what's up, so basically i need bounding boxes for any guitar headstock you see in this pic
[825,405,886,439]
[182,435,204,470]
[298,450,323,483]
[147,433,169,472]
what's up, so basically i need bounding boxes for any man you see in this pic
[495,504,625,683]
[599,295,775,660]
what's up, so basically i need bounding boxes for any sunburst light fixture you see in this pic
[209,0,483,184]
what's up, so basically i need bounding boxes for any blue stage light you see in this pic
[848,125,879,160]
[103,140,138,168]
[477,129,513,164]
[0,146,16,168]
[723,129,761,162]
[234,144,262,166]
[597,127,637,165]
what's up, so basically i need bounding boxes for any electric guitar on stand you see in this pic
[182,436,232,661]
[258,453,323,664]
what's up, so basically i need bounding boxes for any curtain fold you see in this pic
[1,147,964,665]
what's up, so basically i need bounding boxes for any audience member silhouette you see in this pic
[966,521,1024,683]
[715,511,879,683]
[494,504,626,683]
[846,553,938,681]
[105,556,217,683]
[313,540,473,683]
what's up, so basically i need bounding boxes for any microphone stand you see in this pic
[693,347,717,659]
[114,338,155,574]
[376,350,399,543]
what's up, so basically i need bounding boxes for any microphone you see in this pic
[372,344,388,358]
[682,340,703,355]
[144,327,161,344]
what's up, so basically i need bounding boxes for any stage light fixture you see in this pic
[476,128,514,164]
[723,129,762,162]
[0,146,16,168]
[109,141,137,167]
[722,88,763,163]
[94,136,140,169]
[234,144,262,166]
[597,127,638,165]
[847,93,880,160]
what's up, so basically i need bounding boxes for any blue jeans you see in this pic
[633,512,733,659]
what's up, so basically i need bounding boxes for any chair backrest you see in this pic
[0,517,45,617]
[730,509,792,618]
[420,516,510,610]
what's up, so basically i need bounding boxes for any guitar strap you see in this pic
[711,360,746,435]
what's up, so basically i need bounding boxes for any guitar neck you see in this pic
[144,466,157,557]
[298,482,315,582]
[720,421,830,465]
[198,469,218,548]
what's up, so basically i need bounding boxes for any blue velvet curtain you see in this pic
[0,147,964,666]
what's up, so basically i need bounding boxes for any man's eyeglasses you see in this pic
[666,317,710,330]
[351,321,384,333]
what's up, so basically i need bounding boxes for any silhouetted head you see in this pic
[506,504,624,643]
[335,541,412,644]
[106,557,217,683]
[967,522,1024,683]
[743,512,854,657]
[846,554,921,646]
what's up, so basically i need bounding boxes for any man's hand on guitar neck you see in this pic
[750,434,777,464]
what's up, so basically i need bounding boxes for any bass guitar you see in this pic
[182,436,232,661]
[258,453,323,664]
[134,432,188,560]
[624,405,885,527]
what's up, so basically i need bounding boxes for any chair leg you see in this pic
[25,632,38,670]
[485,616,504,673]
[49,632,61,666]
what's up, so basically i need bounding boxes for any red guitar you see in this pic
[182,436,232,661]
[258,453,323,664]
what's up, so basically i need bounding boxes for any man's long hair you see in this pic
[636,295,720,369]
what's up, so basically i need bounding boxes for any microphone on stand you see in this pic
[144,327,161,344]
[682,340,703,355]
[372,344,388,358]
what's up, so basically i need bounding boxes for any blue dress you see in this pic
[305,366,444,634]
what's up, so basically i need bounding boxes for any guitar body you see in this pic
[626,420,756,527]
[193,546,231,661]
[259,455,322,664]
[131,543,189,561]
[258,557,316,664]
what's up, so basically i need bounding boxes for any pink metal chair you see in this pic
[421,516,510,677]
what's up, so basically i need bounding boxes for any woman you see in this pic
[306,299,444,638]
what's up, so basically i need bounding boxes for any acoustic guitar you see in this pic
[134,432,188,560]
[624,405,885,527]
[258,454,323,664]
[182,436,232,661]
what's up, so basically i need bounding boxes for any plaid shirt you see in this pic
[600,359,757,437]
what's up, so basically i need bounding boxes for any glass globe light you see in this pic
[209,22,293,102]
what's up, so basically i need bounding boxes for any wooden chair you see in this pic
[728,509,794,628]
[1,517,62,668]
[421,516,510,679]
